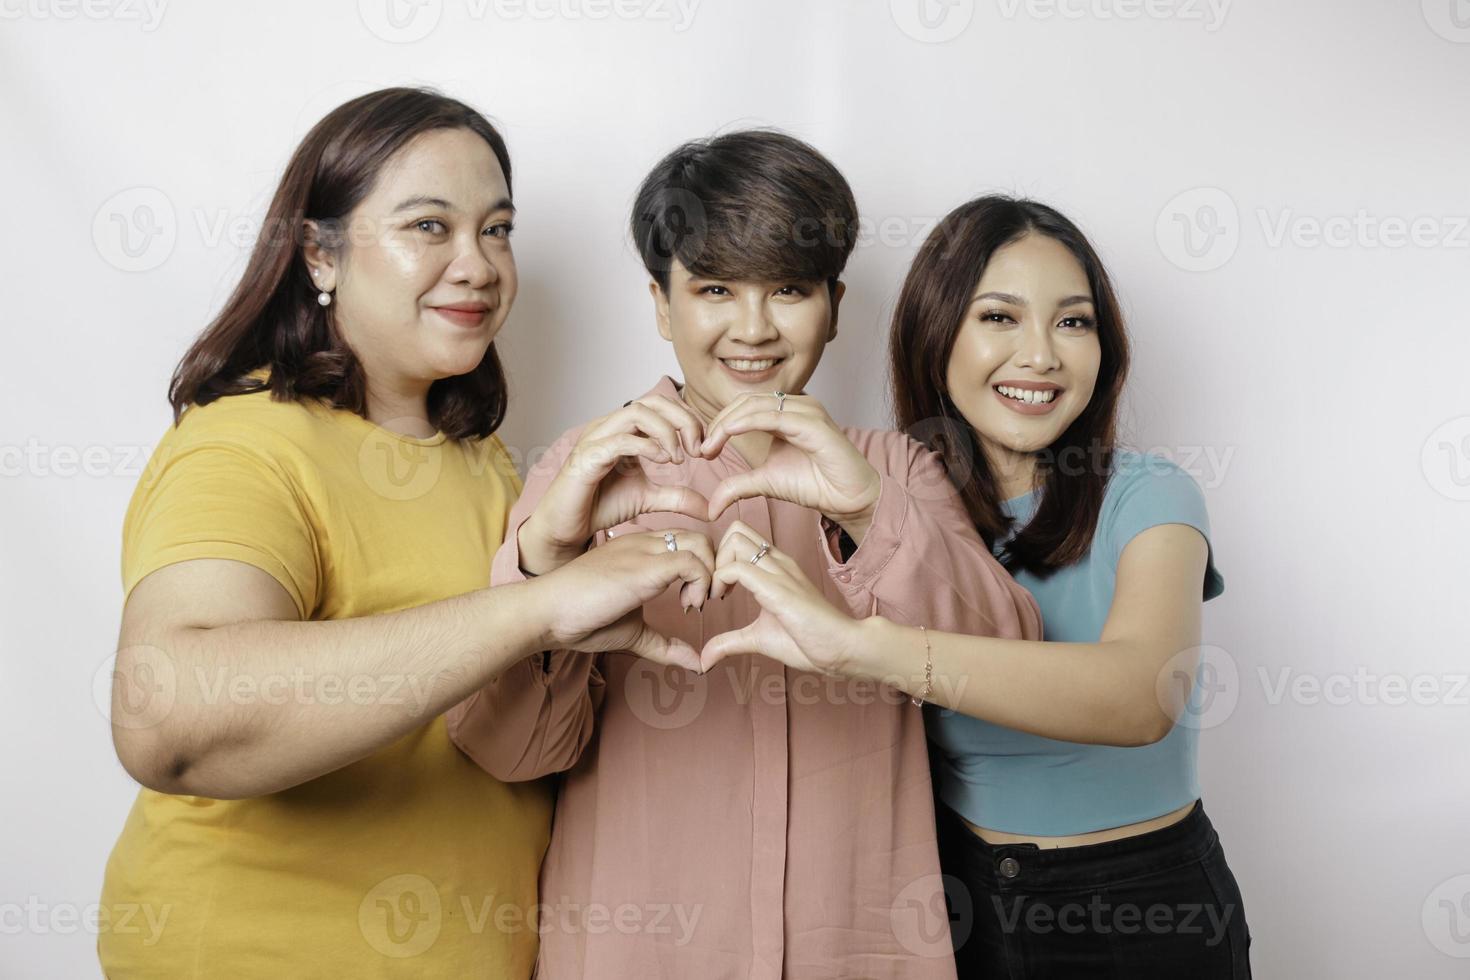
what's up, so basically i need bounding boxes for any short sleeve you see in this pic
[122,434,321,618]
[1104,454,1224,601]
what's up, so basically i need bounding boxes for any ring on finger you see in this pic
[750,541,771,565]
[773,391,787,413]
[664,532,678,553]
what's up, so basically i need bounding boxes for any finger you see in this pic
[707,469,775,523]
[624,618,702,673]
[564,433,669,481]
[634,483,713,525]
[620,403,686,462]
[703,410,829,460]
[640,394,707,457]
[711,524,765,600]
[699,623,763,672]
[660,530,715,609]
[700,393,818,456]
[701,390,762,446]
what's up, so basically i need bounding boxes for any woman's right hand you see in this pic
[518,396,711,575]
[532,528,715,671]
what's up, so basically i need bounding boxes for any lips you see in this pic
[992,382,1063,416]
[431,303,491,328]
[718,356,785,383]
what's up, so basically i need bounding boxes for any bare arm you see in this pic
[112,535,710,799]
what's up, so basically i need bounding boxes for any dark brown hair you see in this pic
[168,86,513,440]
[629,129,857,294]
[889,196,1131,578]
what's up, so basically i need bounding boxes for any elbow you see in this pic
[113,727,198,796]
[1110,707,1176,748]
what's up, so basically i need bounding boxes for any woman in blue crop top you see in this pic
[700,196,1251,976]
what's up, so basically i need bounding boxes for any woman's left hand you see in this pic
[700,521,867,675]
[700,393,881,540]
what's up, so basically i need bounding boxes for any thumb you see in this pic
[640,483,712,523]
[626,619,702,673]
[699,624,762,673]
[707,471,771,521]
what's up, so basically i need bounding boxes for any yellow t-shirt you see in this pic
[99,372,552,978]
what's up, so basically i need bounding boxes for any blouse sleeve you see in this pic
[445,427,607,782]
[122,424,321,619]
[818,431,1043,641]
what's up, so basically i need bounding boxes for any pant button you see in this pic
[999,857,1020,879]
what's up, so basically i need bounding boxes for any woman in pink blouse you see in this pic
[448,131,1041,979]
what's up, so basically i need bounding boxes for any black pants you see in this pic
[935,799,1252,978]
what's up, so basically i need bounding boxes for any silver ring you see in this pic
[749,542,771,565]
[773,391,787,413]
[664,532,678,553]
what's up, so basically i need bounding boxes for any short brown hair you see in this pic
[169,87,512,440]
[629,129,857,293]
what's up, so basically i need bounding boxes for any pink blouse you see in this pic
[449,376,1042,979]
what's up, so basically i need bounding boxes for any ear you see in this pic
[649,279,674,342]
[302,219,339,293]
[826,280,846,343]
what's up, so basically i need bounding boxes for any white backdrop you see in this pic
[3,1,1468,976]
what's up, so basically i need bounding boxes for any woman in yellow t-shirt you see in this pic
[99,87,711,978]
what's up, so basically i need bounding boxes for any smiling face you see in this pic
[650,258,842,423]
[305,127,517,403]
[945,233,1103,493]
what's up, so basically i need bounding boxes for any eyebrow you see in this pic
[970,291,1093,308]
[391,195,515,215]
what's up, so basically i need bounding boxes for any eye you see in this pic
[774,285,810,297]
[698,285,730,296]
[979,309,1017,325]
[413,219,448,234]
[484,221,515,239]
[1058,315,1096,332]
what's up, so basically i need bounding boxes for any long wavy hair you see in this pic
[168,87,512,440]
[889,196,1131,578]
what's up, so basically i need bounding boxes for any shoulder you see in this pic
[167,386,328,463]
[1102,450,1210,522]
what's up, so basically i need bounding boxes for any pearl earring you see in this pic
[317,291,332,307]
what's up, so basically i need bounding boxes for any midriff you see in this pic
[962,799,1199,850]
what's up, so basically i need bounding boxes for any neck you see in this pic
[363,367,436,438]
[985,443,1041,501]
[679,381,773,468]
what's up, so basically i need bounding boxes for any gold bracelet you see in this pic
[911,625,933,707]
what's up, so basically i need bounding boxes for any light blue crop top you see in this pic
[926,450,1225,836]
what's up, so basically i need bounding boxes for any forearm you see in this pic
[117,580,556,798]
[854,617,1174,747]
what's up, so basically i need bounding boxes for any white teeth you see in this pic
[725,359,778,371]
[997,385,1057,404]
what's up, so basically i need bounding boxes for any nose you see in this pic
[1014,319,1061,372]
[728,293,780,345]
[446,237,499,289]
